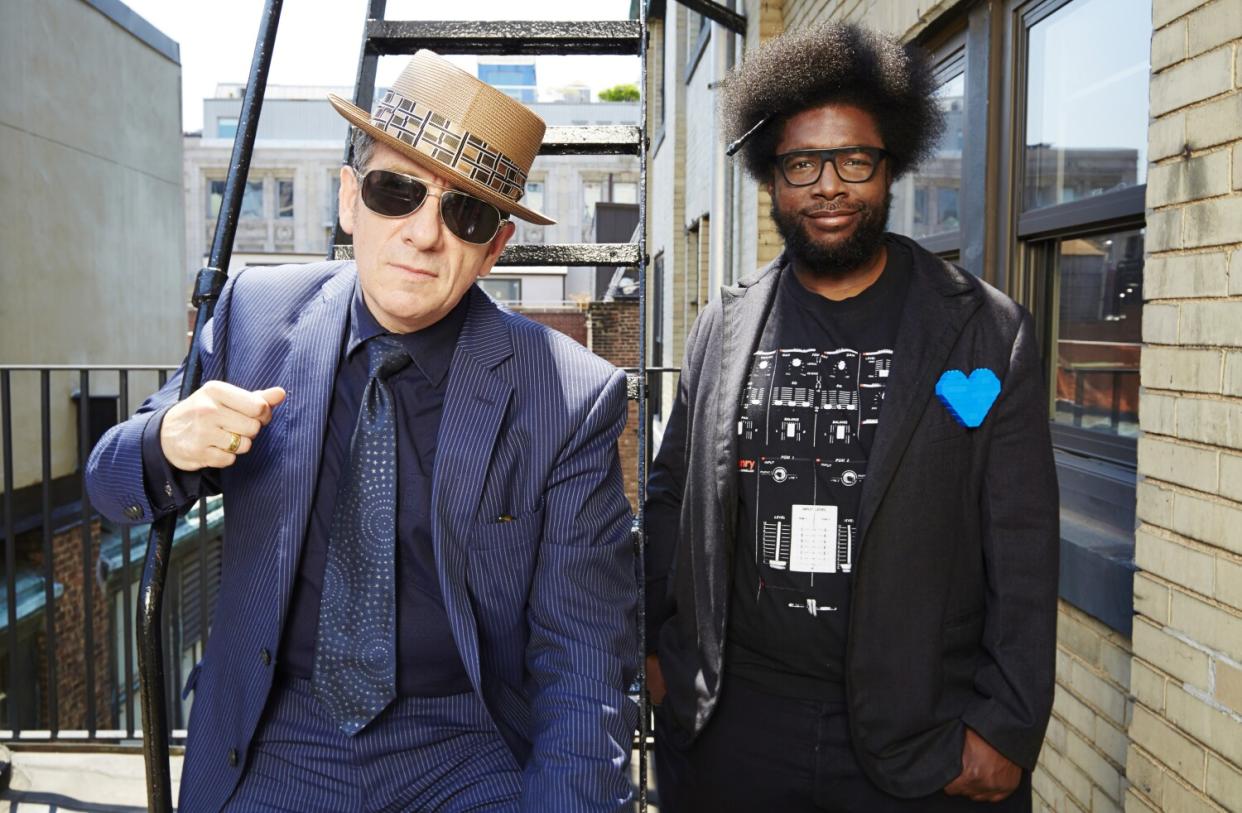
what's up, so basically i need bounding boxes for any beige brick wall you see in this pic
[783,0,960,40]
[1033,602,1132,813]
[1131,1,1242,811]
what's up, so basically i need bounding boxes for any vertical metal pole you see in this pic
[2,371,18,737]
[119,370,134,739]
[41,370,58,736]
[636,3,651,810]
[79,369,96,737]
[137,3,285,809]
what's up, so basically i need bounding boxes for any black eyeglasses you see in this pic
[356,169,508,245]
[775,146,888,186]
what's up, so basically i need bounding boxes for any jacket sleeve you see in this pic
[85,276,236,525]
[961,309,1060,770]
[643,304,713,652]
[521,366,639,813]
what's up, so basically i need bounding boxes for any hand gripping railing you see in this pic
[136,2,283,809]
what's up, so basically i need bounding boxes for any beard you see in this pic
[771,191,891,278]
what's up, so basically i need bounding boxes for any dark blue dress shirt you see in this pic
[142,285,472,697]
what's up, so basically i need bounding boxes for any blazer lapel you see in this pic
[716,258,785,549]
[856,243,982,544]
[431,287,515,694]
[274,268,355,621]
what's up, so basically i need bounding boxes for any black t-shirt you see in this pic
[726,237,911,700]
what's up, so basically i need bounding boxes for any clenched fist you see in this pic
[160,381,286,472]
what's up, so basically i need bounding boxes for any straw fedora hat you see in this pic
[329,50,553,225]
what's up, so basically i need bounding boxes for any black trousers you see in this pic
[653,678,1032,813]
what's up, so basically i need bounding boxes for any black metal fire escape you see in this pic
[329,7,654,807]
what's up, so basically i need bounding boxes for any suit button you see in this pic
[228,747,238,767]
[260,648,271,667]
[124,505,142,520]
[163,481,173,498]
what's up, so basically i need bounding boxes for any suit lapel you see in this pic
[856,244,982,544]
[716,259,785,548]
[431,287,515,693]
[275,268,355,620]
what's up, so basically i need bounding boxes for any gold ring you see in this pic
[227,432,242,454]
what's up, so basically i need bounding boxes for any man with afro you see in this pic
[644,21,1058,812]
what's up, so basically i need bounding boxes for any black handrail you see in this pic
[136,2,284,809]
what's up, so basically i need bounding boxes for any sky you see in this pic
[122,0,640,133]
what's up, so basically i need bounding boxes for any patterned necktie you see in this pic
[312,335,410,735]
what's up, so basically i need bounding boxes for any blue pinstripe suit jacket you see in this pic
[86,261,640,812]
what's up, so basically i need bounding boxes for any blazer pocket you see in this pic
[469,509,543,550]
[922,416,971,446]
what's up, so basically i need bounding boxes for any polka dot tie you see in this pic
[311,335,410,735]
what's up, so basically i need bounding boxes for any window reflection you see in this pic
[1053,228,1143,436]
[889,71,963,239]
[1024,0,1150,210]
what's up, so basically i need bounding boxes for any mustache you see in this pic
[804,203,865,216]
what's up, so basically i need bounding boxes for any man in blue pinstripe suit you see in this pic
[87,51,639,812]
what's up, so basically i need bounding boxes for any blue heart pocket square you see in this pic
[935,368,1001,429]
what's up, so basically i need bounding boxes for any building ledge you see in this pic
[1058,513,1136,637]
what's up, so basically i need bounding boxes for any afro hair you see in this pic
[719,22,944,182]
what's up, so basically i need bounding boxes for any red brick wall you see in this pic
[32,519,113,731]
[518,302,642,512]
[519,309,588,346]
[588,301,640,512]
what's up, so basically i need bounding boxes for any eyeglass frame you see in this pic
[352,168,510,245]
[773,146,890,187]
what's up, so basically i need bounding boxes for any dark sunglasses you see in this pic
[775,146,888,186]
[356,169,507,245]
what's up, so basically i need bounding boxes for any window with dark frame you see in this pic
[1016,0,1150,467]
[239,181,264,220]
[277,179,295,219]
[479,277,521,303]
[1010,0,1151,633]
[912,0,1151,632]
[889,46,966,252]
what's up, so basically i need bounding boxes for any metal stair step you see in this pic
[333,243,640,266]
[501,243,640,266]
[542,126,640,156]
[366,20,641,55]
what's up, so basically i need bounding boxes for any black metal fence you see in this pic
[0,363,682,746]
[0,363,221,743]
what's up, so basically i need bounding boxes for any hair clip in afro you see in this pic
[725,113,773,157]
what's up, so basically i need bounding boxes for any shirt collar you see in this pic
[347,281,468,387]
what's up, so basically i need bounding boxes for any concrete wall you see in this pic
[1128,1,1242,810]
[203,97,349,141]
[0,0,185,491]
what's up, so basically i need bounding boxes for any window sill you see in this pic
[1058,514,1135,637]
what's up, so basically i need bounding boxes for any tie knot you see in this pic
[366,335,411,380]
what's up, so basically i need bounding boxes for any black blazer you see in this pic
[645,235,1059,798]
